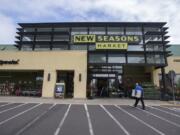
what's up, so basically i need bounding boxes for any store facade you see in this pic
[0,22,170,99]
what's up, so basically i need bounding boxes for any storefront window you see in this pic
[155,55,165,64]
[37,28,52,32]
[36,35,51,41]
[22,44,33,51]
[89,54,106,63]
[128,45,144,51]
[128,54,145,63]
[23,28,35,32]
[126,27,142,35]
[34,44,50,51]
[71,45,87,50]
[22,35,34,41]
[89,27,105,34]
[0,71,43,97]
[88,45,96,50]
[71,27,88,35]
[145,35,162,42]
[147,54,155,63]
[146,44,164,51]
[108,54,126,63]
[107,27,124,35]
[144,27,161,33]
[53,35,69,41]
[52,44,68,50]
[147,54,165,64]
[54,27,69,32]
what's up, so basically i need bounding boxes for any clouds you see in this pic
[0,0,180,44]
[0,13,17,44]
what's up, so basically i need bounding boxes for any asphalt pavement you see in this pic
[0,102,179,135]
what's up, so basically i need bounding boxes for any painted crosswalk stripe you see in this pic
[148,105,180,118]
[15,103,56,135]
[84,104,94,135]
[115,105,165,135]
[0,103,42,125]
[100,105,130,135]
[54,104,71,135]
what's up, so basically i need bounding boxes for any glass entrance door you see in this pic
[88,65,124,98]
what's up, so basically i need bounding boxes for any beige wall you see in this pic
[1,50,179,96]
[153,56,180,86]
[0,51,87,98]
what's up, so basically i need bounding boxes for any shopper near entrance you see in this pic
[133,83,145,110]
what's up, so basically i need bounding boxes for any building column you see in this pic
[42,70,57,98]
[161,67,167,100]
[73,70,87,99]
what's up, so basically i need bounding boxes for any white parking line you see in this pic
[100,105,130,135]
[0,103,12,108]
[171,108,180,112]
[84,104,94,135]
[0,103,42,126]
[0,103,27,114]
[135,106,180,128]
[54,104,71,135]
[15,103,56,135]
[161,106,180,113]
[115,105,165,135]
[148,106,180,118]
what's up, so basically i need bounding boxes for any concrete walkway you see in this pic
[0,96,179,106]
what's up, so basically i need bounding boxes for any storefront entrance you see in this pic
[88,65,123,98]
[88,65,153,98]
[56,71,74,98]
[96,78,108,97]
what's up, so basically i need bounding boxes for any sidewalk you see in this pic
[0,96,179,106]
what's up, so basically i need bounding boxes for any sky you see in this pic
[0,0,180,44]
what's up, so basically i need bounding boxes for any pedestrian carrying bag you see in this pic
[135,90,142,98]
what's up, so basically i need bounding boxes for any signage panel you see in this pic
[73,35,140,43]
[0,59,19,65]
[73,34,140,50]
[96,42,128,50]
[73,34,96,43]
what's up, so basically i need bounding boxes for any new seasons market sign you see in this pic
[73,34,140,50]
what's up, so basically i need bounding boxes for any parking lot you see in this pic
[0,102,179,135]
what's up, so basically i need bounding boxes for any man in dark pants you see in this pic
[133,83,145,110]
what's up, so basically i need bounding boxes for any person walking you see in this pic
[133,83,145,110]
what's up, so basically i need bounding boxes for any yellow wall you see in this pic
[153,56,180,86]
[0,51,87,98]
